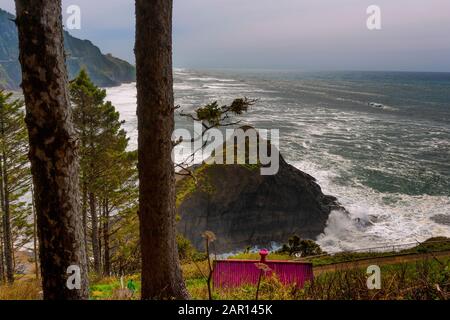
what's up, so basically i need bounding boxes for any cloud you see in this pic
[1,0,449,71]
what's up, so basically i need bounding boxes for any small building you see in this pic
[213,250,314,289]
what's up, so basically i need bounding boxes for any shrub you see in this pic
[277,235,324,257]
[177,234,207,262]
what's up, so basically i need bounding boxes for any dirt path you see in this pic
[313,250,450,276]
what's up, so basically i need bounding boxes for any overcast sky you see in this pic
[1,0,450,71]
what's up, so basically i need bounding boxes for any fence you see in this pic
[293,239,450,262]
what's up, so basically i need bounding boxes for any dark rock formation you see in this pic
[0,8,135,90]
[176,129,344,253]
[431,214,450,226]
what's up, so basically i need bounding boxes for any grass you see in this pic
[226,238,450,267]
[0,278,41,300]
[0,257,448,300]
[308,238,450,267]
[298,258,450,300]
[189,257,450,300]
[89,274,141,300]
[1,238,449,300]
[87,261,210,300]
[181,240,450,300]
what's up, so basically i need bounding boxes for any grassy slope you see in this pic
[2,239,449,300]
[1,256,448,300]
[309,238,450,266]
[228,238,450,266]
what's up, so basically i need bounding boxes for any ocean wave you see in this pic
[105,71,450,254]
[174,83,198,91]
[290,159,450,253]
[187,77,236,82]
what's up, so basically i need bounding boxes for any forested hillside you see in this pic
[0,8,135,90]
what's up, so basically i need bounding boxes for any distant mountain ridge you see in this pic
[0,8,135,90]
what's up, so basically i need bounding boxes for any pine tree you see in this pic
[135,0,189,299]
[0,90,32,284]
[15,0,89,299]
[70,70,107,274]
[99,149,138,276]
[70,70,138,276]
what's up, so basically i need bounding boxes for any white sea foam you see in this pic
[188,77,236,82]
[105,70,450,254]
[290,159,450,253]
[174,83,197,91]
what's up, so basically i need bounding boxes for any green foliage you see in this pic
[228,98,252,115]
[298,258,450,300]
[176,164,215,208]
[177,234,207,262]
[0,90,33,260]
[183,97,255,129]
[196,101,223,126]
[228,252,292,261]
[90,275,141,300]
[215,275,297,300]
[176,98,256,212]
[194,98,253,127]
[4,258,449,300]
[108,205,140,274]
[411,237,450,253]
[277,236,324,257]
[184,258,450,300]
[70,70,138,275]
[177,234,195,262]
[1,7,136,90]
[308,237,450,267]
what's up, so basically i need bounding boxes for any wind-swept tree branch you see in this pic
[174,98,256,178]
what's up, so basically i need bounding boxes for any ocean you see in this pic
[105,69,450,253]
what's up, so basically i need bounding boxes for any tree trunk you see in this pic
[0,106,12,284]
[98,210,102,272]
[0,222,5,283]
[102,199,110,277]
[82,182,89,272]
[135,0,189,299]
[0,108,4,285]
[15,0,88,299]
[89,192,101,274]
[0,153,13,284]
[31,186,39,279]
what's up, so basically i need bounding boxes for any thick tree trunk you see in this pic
[89,192,101,274]
[15,0,88,299]
[1,154,14,284]
[135,0,189,299]
[102,199,111,277]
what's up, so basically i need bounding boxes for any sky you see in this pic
[1,0,450,72]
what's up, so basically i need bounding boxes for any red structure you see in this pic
[213,250,314,289]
